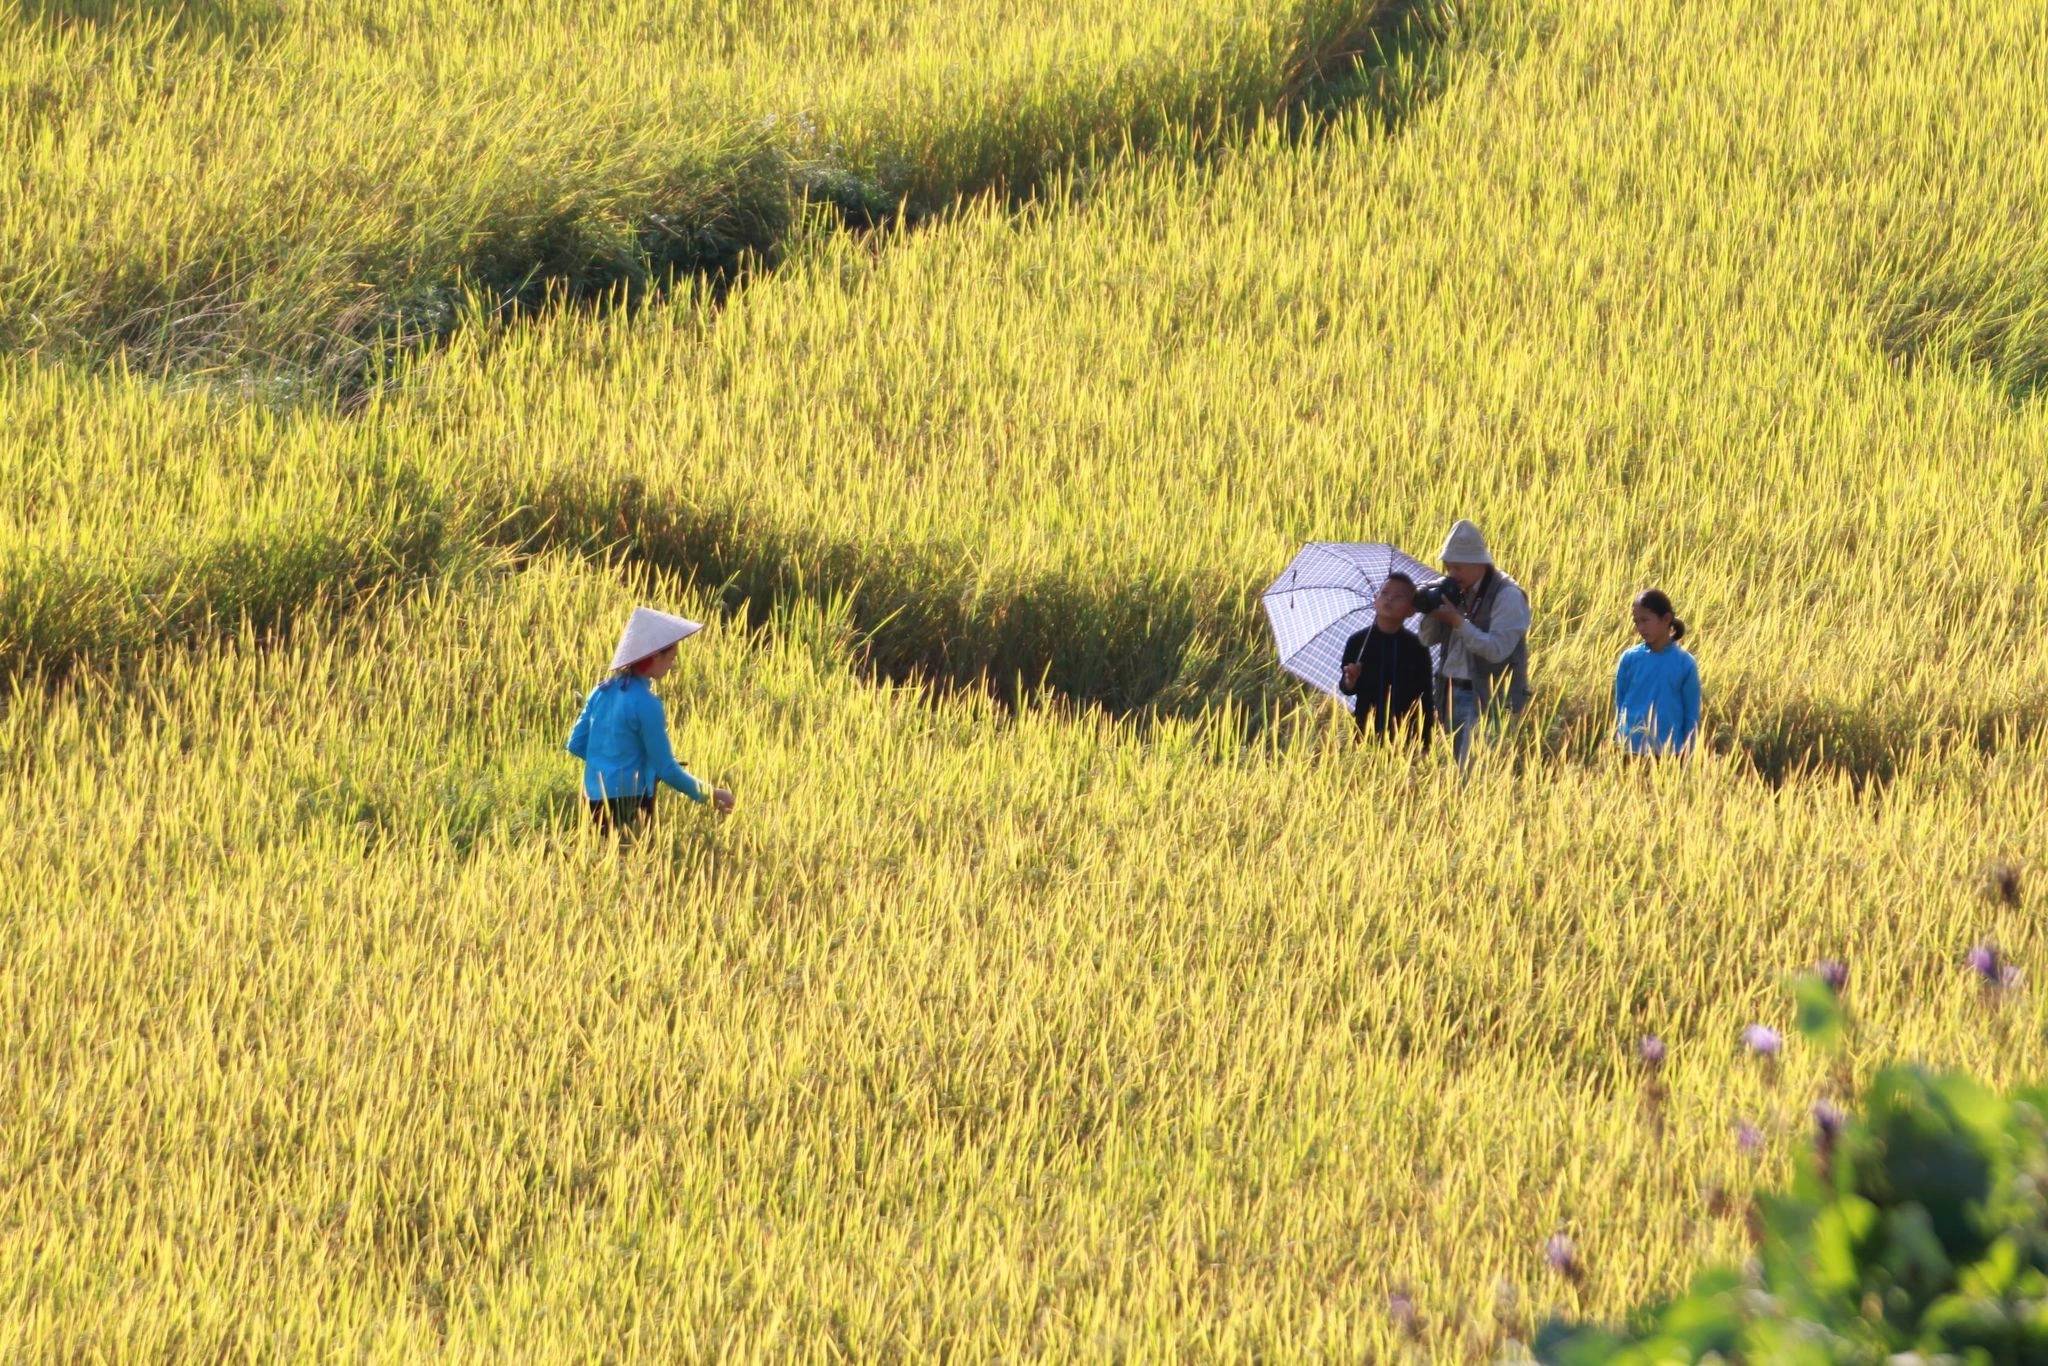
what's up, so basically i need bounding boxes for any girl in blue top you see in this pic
[568,606,736,831]
[1614,589,1700,757]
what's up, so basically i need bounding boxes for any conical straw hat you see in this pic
[609,606,704,671]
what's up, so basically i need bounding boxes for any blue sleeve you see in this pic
[1613,654,1630,716]
[566,688,594,759]
[635,690,707,802]
[1680,656,1701,753]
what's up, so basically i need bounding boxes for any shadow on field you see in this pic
[1870,243,2048,408]
[10,463,2043,793]
[446,0,1464,364]
[0,3,1470,690]
[0,467,472,682]
[33,0,1462,402]
[19,0,281,42]
[495,482,1260,719]
[499,477,2048,788]
[30,3,2028,787]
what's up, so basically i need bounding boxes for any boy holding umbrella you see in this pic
[1338,572,1435,749]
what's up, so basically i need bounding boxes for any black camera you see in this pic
[1412,577,1463,615]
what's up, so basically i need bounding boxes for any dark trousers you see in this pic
[589,794,655,833]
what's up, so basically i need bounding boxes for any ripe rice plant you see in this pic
[8,0,2044,770]
[2,556,2045,1357]
[1,0,1418,382]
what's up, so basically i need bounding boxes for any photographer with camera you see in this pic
[1415,519,1532,764]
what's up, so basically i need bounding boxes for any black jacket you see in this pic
[1338,624,1435,746]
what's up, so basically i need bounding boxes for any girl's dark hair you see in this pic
[1634,588,1687,641]
[627,642,680,676]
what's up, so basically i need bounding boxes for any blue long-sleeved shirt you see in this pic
[1614,642,1700,756]
[566,674,707,802]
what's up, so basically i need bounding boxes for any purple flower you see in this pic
[1812,1099,1845,1140]
[1967,943,2024,994]
[1815,960,1848,994]
[1736,1120,1763,1155]
[1639,1035,1666,1069]
[1812,1099,1846,1177]
[1388,1289,1419,1336]
[1546,1233,1581,1279]
[1742,1025,1783,1057]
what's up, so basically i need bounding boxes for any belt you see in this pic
[1449,678,1474,691]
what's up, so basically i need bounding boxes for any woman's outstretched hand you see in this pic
[711,788,736,814]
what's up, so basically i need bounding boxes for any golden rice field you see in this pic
[3,0,2047,1356]
[2,0,1406,378]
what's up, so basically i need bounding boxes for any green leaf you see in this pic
[2019,1296,2048,1345]
[1652,1276,1744,1354]
[1792,973,1847,1051]
[1930,1072,2012,1153]
[1545,1066,2048,1360]
[1918,1293,2013,1351]
[1862,1069,1996,1262]
[1813,1196,1881,1295]
[1958,1236,2022,1297]
[1532,1323,1632,1365]
[1882,1204,1956,1300]
[1742,1317,1851,1365]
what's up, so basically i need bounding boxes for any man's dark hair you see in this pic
[1382,572,1417,591]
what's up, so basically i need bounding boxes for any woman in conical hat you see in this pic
[567,606,735,831]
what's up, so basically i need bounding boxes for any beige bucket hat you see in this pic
[1438,519,1493,565]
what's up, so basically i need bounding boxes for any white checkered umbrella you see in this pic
[1262,542,1441,698]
